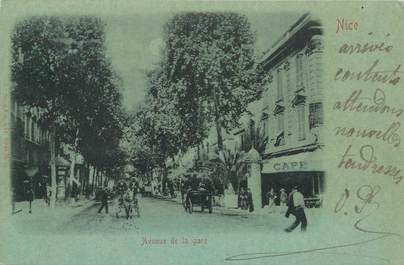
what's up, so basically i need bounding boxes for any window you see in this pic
[276,69,283,101]
[31,118,35,141]
[261,117,269,139]
[296,53,304,90]
[273,111,285,146]
[25,115,30,139]
[309,103,323,129]
[26,150,30,164]
[297,104,306,141]
[36,123,40,143]
[249,119,255,149]
[276,112,284,133]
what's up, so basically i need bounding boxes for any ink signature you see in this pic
[225,184,401,263]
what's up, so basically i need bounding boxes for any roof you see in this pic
[258,13,322,70]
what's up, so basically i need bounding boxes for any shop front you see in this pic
[261,149,325,207]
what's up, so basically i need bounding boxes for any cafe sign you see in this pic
[273,161,308,171]
[261,150,324,174]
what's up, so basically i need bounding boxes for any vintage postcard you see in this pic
[0,1,404,264]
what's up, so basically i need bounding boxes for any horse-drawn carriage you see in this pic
[115,191,140,219]
[183,189,213,214]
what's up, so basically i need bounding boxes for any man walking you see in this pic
[284,185,307,232]
[98,186,109,214]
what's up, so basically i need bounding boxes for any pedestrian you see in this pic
[116,179,128,196]
[279,188,288,213]
[265,188,277,213]
[284,185,307,232]
[23,179,34,214]
[123,188,134,219]
[42,182,49,206]
[11,186,17,214]
[168,180,175,198]
[246,188,254,212]
[237,187,243,209]
[238,187,248,210]
[97,186,109,214]
[46,184,52,206]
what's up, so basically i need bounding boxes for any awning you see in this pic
[262,149,324,174]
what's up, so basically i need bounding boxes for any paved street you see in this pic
[13,197,294,235]
[4,197,402,265]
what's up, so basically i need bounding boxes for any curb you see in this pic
[150,194,269,217]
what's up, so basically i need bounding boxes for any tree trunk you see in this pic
[67,128,80,199]
[98,169,102,188]
[212,85,223,150]
[83,163,89,196]
[91,166,96,193]
[96,170,100,188]
[49,126,57,208]
[215,117,223,150]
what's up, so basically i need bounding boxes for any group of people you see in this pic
[16,176,51,215]
[264,185,308,232]
[237,187,254,212]
[151,178,178,198]
[97,178,141,219]
[265,187,288,212]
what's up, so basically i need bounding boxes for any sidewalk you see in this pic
[13,197,95,214]
[11,198,96,233]
[150,193,315,218]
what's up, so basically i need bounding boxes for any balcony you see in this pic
[264,126,323,158]
[291,94,306,106]
[272,104,285,115]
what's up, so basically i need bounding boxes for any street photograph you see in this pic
[10,11,325,234]
[3,1,404,265]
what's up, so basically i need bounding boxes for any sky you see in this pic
[104,12,302,111]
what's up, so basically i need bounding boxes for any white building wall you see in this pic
[264,35,323,155]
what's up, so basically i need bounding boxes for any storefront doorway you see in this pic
[261,171,324,206]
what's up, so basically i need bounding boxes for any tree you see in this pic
[126,67,205,190]
[11,16,125,204]
[213,147,247,195]
[252,125,268,157]
[161,13,264,151]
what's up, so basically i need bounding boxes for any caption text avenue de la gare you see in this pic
[140,237,208,246]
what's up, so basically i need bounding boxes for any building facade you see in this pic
[257,13,324,207]
[10,97,88,202]
[171,13,325,209]
[11,98,51,201]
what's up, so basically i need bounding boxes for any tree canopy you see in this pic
[11,16,126,171]
[161,12,265,149]
[127,12,265,180]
